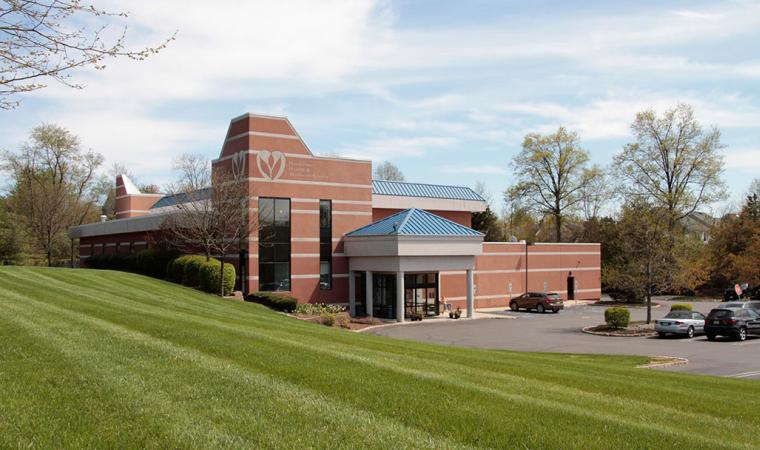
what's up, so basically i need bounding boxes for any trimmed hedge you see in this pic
[199,259,236,296]
[86,253,136,272]
[247,292,298,312]
[185,256,207,287]
[135,249,176,278]
[167,255,207,286]
[604,307,630,328]
[670,304,693,312]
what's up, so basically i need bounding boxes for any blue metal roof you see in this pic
[346,208,483,237]
[150,188,211,209]
[372,180,485,202]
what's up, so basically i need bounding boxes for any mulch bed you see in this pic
[582,322,657,337]
[292,313,383,331]
[593,301,661,309]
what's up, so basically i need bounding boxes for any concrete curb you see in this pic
[357,314,514,333]
[637,356,689,369]
[581,325,657,337]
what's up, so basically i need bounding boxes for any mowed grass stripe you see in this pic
[1,268,756,446]
[1,267,759,449]
[8,268,760,415]
[0,285,468,449]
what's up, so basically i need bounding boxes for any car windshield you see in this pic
[722,302,744,308]
[547,293,560,299]
[664,311,692,319]
[708,309,735,319]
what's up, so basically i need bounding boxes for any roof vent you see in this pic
[392,221,399,231]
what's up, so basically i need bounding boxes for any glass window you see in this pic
[259,198,290,291]
[319,200,332,290]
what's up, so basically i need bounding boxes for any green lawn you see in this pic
[1,267,758,449]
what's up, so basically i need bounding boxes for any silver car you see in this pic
[655,310,706,338]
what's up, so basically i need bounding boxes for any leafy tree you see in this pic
[0,195,22,264]
[1,124,103,266]
[506,127,596,242]
[472,207,504,242]
[373,161,405,181]
[706,194,760,287]
[578,165,614,221]
[0,0,174,108]
[609,200,671,323]
[614,104,726,232]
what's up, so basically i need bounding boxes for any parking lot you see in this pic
[369,299,760,380]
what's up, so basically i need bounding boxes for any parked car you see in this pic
[704,307,760,341]
[655,310,705,338]
[509,292,564,313]
[720,301,760,313]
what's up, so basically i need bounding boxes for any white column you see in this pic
[348,270,356,316]
[365,271,373,317]
[466,269,475,318]
[396,271,405,322]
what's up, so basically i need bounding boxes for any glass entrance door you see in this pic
[404,273,438,318]
[372,274,396,319]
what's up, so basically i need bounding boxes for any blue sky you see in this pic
[2,0,759,215]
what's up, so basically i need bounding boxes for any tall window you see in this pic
[259,198,290,291]
[319,200,332,290]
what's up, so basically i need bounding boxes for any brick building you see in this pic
[69,113,601,321]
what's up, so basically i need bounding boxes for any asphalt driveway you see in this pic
[369,299,760,380]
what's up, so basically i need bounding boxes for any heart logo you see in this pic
[256,150,286,180]
[231,151,246,179]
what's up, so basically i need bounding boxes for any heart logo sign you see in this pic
[256,150,286,181]
[231,151,246,179]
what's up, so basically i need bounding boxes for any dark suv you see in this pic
[704,307,760,341]
[509,292,564,313]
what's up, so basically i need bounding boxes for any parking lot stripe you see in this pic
[726,370,760,378]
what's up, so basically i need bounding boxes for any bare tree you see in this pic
[0,0,175,109]
[613,104,726,232]
[506,126,596,242]
[162,153,255,296]
[1,123,103,265]
[373,161,405,181]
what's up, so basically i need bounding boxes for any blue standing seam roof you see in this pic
[150,188,211,209]
[371,180,485,202]
[346,208,483,237]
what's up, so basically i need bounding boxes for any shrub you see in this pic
[320,313,335,326]
[167,255,206,285]
[670,303,693,311]
[604,307,630,328]
[183,255,208,287]
[294,303,345,315]
[335,313,351,329]
[85,253,136,272]
[135,249,176,278]
[199,259,236,296]
[247,292,298,312]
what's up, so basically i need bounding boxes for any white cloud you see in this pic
[339,136,457,160]
[724,148,760,171]
[439,165,506,175]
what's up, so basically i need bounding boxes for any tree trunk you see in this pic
[554,212,562,242]
[646,260,652,324]
[47,249,52,267]
[219,259,225,297]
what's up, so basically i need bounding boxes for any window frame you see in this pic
[258,197,291,292]
[319,199,332,290]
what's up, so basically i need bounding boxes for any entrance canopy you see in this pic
[344,208,483,321]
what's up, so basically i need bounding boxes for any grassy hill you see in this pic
[0,267,758,449]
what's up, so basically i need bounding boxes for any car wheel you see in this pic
[536,304,545,314]
[658,332,667,338]
[687,326,694,339]
[738,327,747,341]
[509,302,519,311]
[706,333,716,341]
